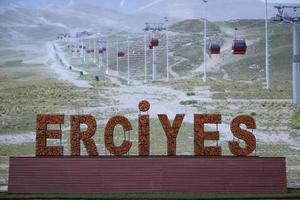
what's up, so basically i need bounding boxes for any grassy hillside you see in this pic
[166,19,293,98]
[0,41,104,135]
[169,19,221,33]
[52,17,296,101]
[70,18,294,97]
[221,20,292,97]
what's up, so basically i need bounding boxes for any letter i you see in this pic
[138,100,150,156]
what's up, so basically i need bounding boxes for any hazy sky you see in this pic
[1,0,300,8]
[260,0,300,2]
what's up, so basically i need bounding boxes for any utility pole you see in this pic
[93,37,96,64]
[293,24,300,104]
[165,17,169,81]
[127,36,130,85]
[96,33,102,70]
[98,40,103,71]
[202,0,208,82]
[116,40,119,75]
[272,5,300,104]
[99,51,103,70]
[81,40,85,64]
[144,22,166,81]
[71,37,74,58]
[88,39,91,63]
[152,37,157,81]
[152,31,157,81]
[144,32,147,83]
[81,39,85,64]
[265,0,270,90]
[106,41,109,74]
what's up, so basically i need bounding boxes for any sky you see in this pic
[1,0,300,9]
[260,0,300,2]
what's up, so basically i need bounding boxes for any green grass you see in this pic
[0,189,300,199]
[160,75,207,91]
[170,19,221,33]
[180,100,198,105]
[186,92,196,96]
[167,19,294,101]
[219,21,292,99]
[173,40,203,65]
[0,78,101,135]
[290,107,300,129]
[210,80,292,99]
[193,99,295,131]
[166,75,291,99]
[0,54,106,135]
[0,143,35,157]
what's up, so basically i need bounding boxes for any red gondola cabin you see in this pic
[150,38,159,47]
[232,39,247,55]
[209,43,221,54]
[118,51,125,57]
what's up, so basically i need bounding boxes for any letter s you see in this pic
[229,115,256,156]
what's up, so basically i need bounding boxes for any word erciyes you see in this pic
[36,100,256,157]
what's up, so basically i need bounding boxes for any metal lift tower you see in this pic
[265,0,270,90]
[272,5,300,104]
[144,23,166,81]
[202,0,208,82]
[97,39,106,71]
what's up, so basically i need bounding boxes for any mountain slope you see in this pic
[0,3,165,42]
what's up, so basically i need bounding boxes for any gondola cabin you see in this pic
[149,43,153,49]
[209,43,221,54]
[118,51,125,57]
[232,39,247,55]
[150,38,159,47]
[99,49,103,54]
